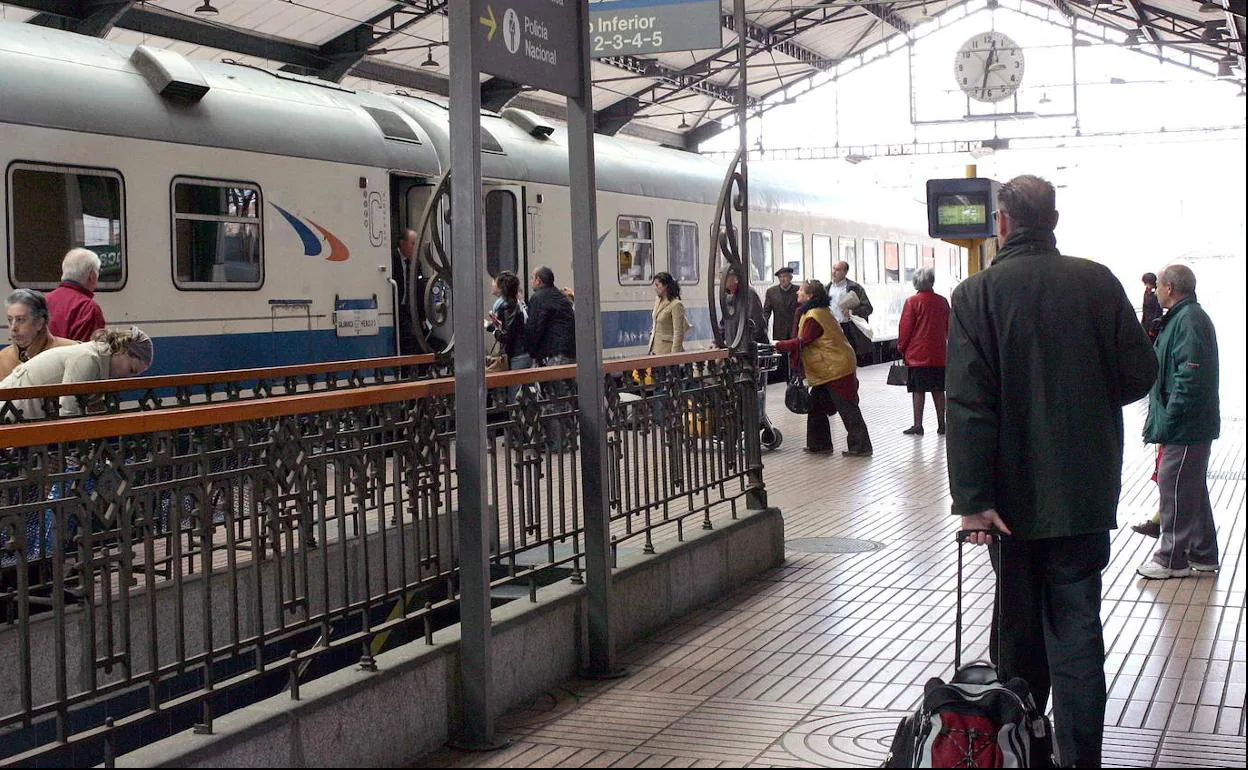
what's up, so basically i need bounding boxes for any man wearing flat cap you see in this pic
[763,265,800,382]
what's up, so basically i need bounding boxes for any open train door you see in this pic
[394,172,526,354]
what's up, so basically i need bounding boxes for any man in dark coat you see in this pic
[1138,264,1220,580]
[828,260,874,363]
[946,175,1157,768]
[523,265,576,365]
[763,266,799,382]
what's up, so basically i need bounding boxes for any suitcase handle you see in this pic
[954,529,1007,671]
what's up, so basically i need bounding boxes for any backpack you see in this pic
[883,661,1055,768]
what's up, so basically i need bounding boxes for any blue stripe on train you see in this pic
[140,307,715,376]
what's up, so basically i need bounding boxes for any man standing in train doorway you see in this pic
[946,175,1157,767]
[828,260,874,364]
[763,266,799,383]
[392,228,420,354]
[1138,264,1221,580]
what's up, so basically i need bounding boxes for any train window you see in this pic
[781,231,804,278]
[7,164,125,291]
[903,243,919,283]
[172,178,262,290]
[485,190,518,277]
[921,245,936,272]
[812,234,833,282]
[884,241,900,284]
[748,228,772,284]
[862,238,880,284]
[838,237,857,281]
[667,220,699,285]
[617,215,654,285]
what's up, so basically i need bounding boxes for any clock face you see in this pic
[955,31,1025,103]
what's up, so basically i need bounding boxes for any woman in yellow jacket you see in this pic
[648,272,690,354]
[775,280,873,456]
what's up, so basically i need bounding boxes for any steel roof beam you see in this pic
[1119,0,1164,49]
[316,1,447,83]
[593,0,858,135]
[861,3,914,35]
[720,11,836,70]
[26,0,136,37]
[1044,0,1079,21]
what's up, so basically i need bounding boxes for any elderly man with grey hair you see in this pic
[895,266,950,435]
[45,247,106,341]
[1138,263,1221,580]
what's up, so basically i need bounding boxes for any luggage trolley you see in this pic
[755,343,783,450]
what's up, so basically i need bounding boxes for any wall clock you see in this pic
[956,31,1025,103]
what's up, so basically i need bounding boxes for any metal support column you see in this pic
[735,0,765,511]
[568,0,620,679]
[447,1,499,750]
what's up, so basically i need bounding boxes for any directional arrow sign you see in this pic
[480,4,498,41]
[471,0,583,97]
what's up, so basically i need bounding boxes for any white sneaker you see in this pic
[1189,560,1220,573]
[1136,562,1191,580]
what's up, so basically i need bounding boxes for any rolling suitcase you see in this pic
[883,530,1056,768]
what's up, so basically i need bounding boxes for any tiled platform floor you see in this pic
[420,363,1246,768]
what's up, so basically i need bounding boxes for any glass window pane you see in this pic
[667,221,699,284]
[172,179,263,290]
[838,236,857,281]
[9,165,125,289]
[812,235,833,283]
[884,241,900,284]
[748,229,772,284]
[617,215,655,284]
[922,245,936,271]
[903,243,919,283]
[863,238,881,285]
[781,231,804,278]
[485,190,518,277]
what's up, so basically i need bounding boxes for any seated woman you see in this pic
[0,326,154,420]
[1,288,75,380]
[774,280,873,457]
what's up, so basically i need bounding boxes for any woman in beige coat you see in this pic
[648,272,690,355]
[0,326,154,420]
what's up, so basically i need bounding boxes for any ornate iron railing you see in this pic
[0,349,760,766]
[0,353,444,423]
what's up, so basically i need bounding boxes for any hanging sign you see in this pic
[473,0,584,97]
[588,0,723,57]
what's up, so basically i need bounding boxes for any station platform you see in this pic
[421,362,1246,769]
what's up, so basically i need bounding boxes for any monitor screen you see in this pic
[936,194,988,227]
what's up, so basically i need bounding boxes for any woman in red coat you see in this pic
[896,266,950,435]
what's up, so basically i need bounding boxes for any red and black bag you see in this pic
[882,531,1056,768]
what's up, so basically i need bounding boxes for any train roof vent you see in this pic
[362,107,422,144]
[130,45,210,104]
[480,127,505,155]
[501,108,554,140]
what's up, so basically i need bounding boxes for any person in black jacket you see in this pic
[1140,271,1163,342]
[947,175,1157,768]
[487,270,530,403]
[523,265,576,365]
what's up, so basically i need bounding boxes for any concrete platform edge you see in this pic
[112,506,785,768]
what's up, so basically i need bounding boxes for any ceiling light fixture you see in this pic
[844,153,870,164]
[677,114,690,129]
[1201,21,1224,42]
[194,1,219,14]
[1039,92,1052,104]
[1217,57,1235,77]
[1199,1,1223,13]
[1123,29,1143,46]
[421,46,439,68]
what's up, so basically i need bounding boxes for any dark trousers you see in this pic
[805,381,872,453]
[1154,442,1218,569]
[988,532,1111,768]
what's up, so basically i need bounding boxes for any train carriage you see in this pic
[0,20,961,372]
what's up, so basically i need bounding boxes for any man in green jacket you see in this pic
[946,175,1157,767]
[1137,264,1221,579]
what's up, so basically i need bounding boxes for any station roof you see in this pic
[1,0,1243,150]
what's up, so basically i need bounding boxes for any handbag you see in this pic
[886,362,909,386]
[485,338,508,373]
[784,373,811,414]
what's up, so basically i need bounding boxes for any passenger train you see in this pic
[0,21,962,375]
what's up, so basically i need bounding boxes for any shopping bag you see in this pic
[887,362,909,387]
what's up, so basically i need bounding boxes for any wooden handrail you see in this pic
[0,353,439,401]
[0,349,736,449]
